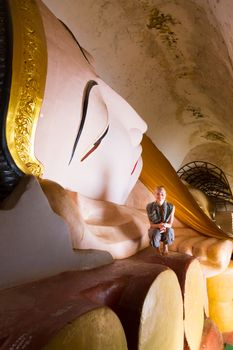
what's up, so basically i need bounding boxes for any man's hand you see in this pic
[149,222,169,231]
[159,223,166,233]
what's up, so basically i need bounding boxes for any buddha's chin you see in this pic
[87,156,143,205]
[40,155,143,205]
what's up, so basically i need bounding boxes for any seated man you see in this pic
[146,186,175,254]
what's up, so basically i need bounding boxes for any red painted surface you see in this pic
[0,248,199,349]
[199,318,223,350]
[223,332,233,346]
[0,248,172,349]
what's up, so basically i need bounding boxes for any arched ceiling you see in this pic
[177,161,233,205]
[42,0,233,190]
[181,142,233,190]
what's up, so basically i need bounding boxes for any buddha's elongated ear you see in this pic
[0,0,47,201]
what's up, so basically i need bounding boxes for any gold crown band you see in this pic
[6,0,47,176]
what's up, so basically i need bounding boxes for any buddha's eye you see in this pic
[69,80,109,165]
[80,126,109,162]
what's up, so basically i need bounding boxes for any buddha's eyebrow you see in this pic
[69,80,98,164]
[59,19,90,64]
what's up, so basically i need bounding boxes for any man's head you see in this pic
[154,186,166,205]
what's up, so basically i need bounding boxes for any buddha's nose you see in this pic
[128,112,147,134]
[129,128,144,147]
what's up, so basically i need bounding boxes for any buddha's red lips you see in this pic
[131,146,142,176]
[131,160,139,175]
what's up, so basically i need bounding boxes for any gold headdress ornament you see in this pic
[6,0,47,177]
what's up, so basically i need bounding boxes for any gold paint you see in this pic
[140,135,232,240]
[6,0,47,176]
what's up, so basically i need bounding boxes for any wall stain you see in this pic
[203,131,227,143]
[186,105,204,119]
[147,7,180,47]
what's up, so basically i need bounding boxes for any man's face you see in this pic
[155,189,166,205]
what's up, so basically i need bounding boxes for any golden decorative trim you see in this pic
[6,0,47,176]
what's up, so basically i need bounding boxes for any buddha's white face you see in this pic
[35,7,147,204]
